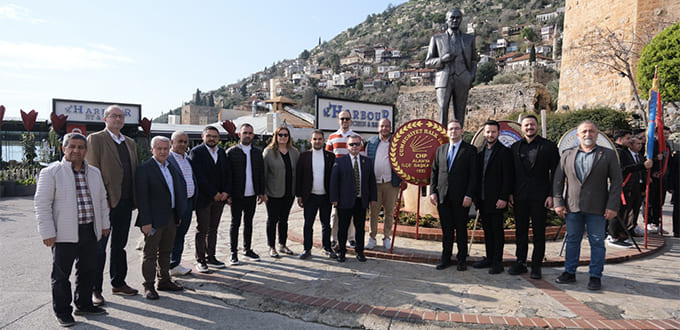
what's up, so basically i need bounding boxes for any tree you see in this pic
[207,94,215,107]
[637,21,680,103]
[519,27,539,42]
[474,61,498,85]
[194,88,202,105]
[529,45,536,63]
[299,49,310,61]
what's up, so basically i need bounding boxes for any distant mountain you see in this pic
[166,0,564,121]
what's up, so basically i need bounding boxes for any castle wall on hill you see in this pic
[181,105,220,125]
[558,0,680,112]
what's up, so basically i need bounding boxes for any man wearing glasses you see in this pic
[326,110,361,251]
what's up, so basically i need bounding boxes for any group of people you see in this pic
[35,104,676,327]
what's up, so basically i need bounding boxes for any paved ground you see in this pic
[2,195,679,329]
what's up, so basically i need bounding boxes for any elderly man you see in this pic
[135,136,188,299]
[35,133,109,327]
[365,118,401,250]
[425,8,477,126]
[86,105,139,304]
[553,121,622,290]
[167,131,198,276]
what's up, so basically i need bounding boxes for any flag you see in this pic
[645,72,660,160]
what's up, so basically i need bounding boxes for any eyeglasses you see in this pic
[348,142,361,147]
[339,117,351,121]
[107,114,125,119]
[277,133,289,137]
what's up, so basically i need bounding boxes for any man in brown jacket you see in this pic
[86,105,139,305]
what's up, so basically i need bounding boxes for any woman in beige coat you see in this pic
[263,126,299,257]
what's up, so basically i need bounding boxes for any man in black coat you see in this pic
[509,115,560,279]
[135,136,188,300]
[189,126,229,273]
[472,120,513,274]
[430,120,478,271]
[296,130,337,259]
[666,151,680,237]
[225,123,266,265]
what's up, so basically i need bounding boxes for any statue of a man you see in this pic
[425,9,477,126]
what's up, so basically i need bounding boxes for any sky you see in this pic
[0,0,405,120]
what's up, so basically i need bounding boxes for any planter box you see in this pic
[377,222,566,243]
[2,183,36,197]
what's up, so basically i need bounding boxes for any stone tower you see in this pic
[558,0,680,111]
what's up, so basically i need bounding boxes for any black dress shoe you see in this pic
[435,261,450,270]
[472,258,492,269]
[157,281,183,291]
[298,250,311,259]
[508,261,528,275]
[530,267,542,279]
[555,271,576,284]
[144,287,159,300]
[488,264,504,274]
[457,262,467,271]
[324,249,338,259]
[337,252,346,262]
[356,253,367,262]
[587,277,602,290]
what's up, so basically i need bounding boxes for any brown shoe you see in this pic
[144,287,159,300]
[112,284,138,296]
[157,281,183,291]
[92,290,106,306]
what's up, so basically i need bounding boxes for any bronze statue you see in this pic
[425,9,477,126]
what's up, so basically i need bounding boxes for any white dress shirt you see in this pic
[311,149,326,195]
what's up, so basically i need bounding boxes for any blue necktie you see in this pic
[447,145,455,171]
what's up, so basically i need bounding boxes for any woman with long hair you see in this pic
[263,126,300,257]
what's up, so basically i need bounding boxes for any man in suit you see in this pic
[429,120,478,271]
[168,131,198,276]
[189,126,229,273]
[226,123,266,265]
[86,105,139,304]
[508,115,560,279]
[330,135,377,263]
[472,120,513,274]
[610,130,652,247]
[365,118,402,250]
[667,150,680,237]
[425,8,477,126]
[35,133,109,327]
[296,130,337,259]
[135,136,188,299]
[554,121,622,291]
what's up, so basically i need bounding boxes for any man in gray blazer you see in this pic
[553,121,622,291]
[425,8,477,126]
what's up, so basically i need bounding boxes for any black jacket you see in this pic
[225,144,265,198]
[295,149,335,201]
[189,143,229,209]
[510,135,560,201]
[135,158,188,228]
[475,142,513,213]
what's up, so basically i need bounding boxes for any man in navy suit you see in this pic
[430,120,478,271]
[167,131,198,276]
[189,126,229,273]
[135,136,188,300]
[330,135,377,262]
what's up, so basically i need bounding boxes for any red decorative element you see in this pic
[50,112,69,131]
[20,109,38,132]
[222,120,236,137]
[389,119,448,185]
[0,105,5,129]
[139,117,152,135]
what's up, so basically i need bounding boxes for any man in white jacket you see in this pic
[35,133,110,327]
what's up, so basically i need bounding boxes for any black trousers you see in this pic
[337,198,366,254]
[266,195,294,248]
[673,194,680,237]
[52,223,97,317]
[195,200,225,261]
[480,205,504,266]
[647,178,664,225]
[303,194,332,251]
[94,198,132,291]
[230,196,256,252]
[513,199,546,266]
[437,197,469,263]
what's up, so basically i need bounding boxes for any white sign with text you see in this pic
[315,96,393,133]
[53,99,141,124]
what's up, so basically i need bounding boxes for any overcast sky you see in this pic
[0,0,405,120]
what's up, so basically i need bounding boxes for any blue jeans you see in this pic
[170,196,195,268]
[564,212,607,278]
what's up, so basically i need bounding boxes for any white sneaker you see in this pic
[383,237,392,249]
[170,264,192,276]
[647,224,658,233]
[633,226,645,237]
[366,237,377,249]
[606,235,614,242]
